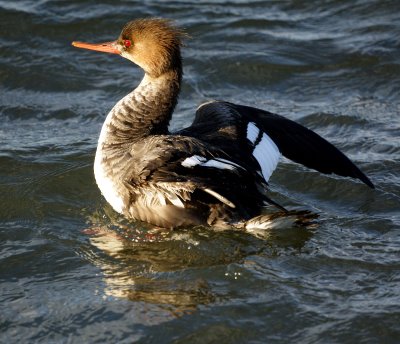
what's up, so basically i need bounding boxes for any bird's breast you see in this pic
[94,148,125,214]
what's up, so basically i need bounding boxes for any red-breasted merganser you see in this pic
[72,18,374,231]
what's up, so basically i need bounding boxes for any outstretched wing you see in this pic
[179,100,374,188]
[178,101,283,184]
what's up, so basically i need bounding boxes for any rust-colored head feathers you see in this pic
[118,18,186,77]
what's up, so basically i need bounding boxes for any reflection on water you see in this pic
[88,231,215,312]
[80,208,314,316]
[84,226,218,316]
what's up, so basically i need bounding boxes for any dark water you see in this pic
[1,0,400,342]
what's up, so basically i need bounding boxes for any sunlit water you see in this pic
[1,0,399,342]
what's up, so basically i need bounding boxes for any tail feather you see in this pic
[239,210,318,238]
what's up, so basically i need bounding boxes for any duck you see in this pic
[72,18,374,231]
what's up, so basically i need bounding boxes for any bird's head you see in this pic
[72,18,185,78]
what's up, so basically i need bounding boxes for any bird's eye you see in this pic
[124,40,132,48]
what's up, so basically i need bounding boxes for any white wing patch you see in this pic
[201,159,236,170]
[181,155,243,171]
[252,132,281,181]
[213,157,244,170]
[181,155,206,168]
[181,155,241,208]
[247,122,281,182]
[247,122,260,144]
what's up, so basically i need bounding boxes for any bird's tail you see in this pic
[235,210,318,239]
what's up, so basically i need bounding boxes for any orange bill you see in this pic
[72,41,120,54]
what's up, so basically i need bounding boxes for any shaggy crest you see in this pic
[119,18,186,77]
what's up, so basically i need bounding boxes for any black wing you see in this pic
[179,101,374,188]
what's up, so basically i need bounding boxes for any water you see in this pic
[1,0,399,342]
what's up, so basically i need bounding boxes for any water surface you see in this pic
[1,0,400,343]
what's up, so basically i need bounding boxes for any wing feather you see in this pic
[187,101,374,188]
